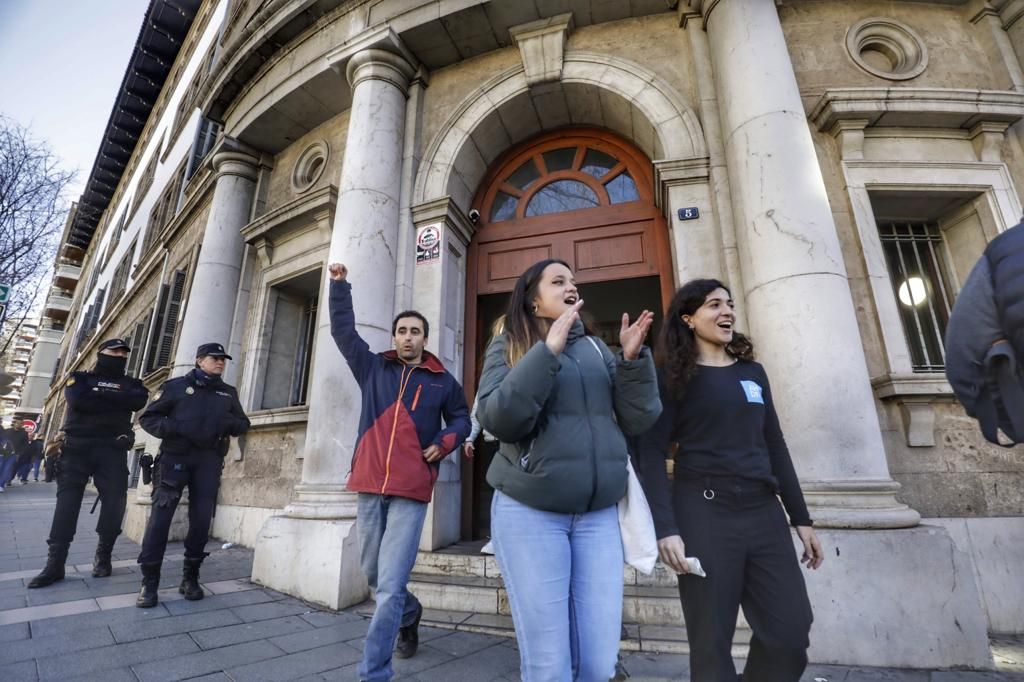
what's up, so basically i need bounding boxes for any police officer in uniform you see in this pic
[136,342,249,608]
[29,338,149,588]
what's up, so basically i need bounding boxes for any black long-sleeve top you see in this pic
[634,360,812,539]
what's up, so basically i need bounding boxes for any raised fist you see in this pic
[328,263,348,281]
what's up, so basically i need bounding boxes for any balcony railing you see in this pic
[54,262,82,289]
[44,288,74,317]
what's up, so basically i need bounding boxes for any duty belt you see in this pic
[64,434,132,450]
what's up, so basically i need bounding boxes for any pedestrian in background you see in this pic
[945,219,1024,445]
[135,342,249,608]
[476,258,660,681]
[328,262,470,682]
[2,417,29,487]
[635,279,823,682]
[28,338,148,588]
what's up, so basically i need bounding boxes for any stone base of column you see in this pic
[807,526,992,669]
[122,494,189,545]
[802,479,921,529]
[250,485,368,610]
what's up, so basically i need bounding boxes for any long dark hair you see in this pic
[656,279,754,402]
[502,258,578,367]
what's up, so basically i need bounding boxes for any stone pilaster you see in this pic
[171,148,258,376]
[251,48,415,610]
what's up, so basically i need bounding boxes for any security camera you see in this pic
[468,208,481,223]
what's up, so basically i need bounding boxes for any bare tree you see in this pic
[0,115,75,354]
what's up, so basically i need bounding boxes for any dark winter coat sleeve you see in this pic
[476,334,561,443]
[433,380,471,454]
[329,279,381,386]
[138,382,180,440]
[758,367,812,527]
[64,374,149,413]
[634,376,680,540]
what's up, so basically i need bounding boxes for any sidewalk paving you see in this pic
[1,481,1022,681]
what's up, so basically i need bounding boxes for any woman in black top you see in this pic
[635,279,824,681]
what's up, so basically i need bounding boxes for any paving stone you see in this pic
[0,624,115,665]
[227,641,364,681]
[162,588,278,616]
[400,636,520,681]
[428,629,511,658]
[0,659,37,682]
[0,620,30,642]
[845,669,929,681]
[230,599,312,623]
[299,609,364,628]
[132,639,287,682]
[191,614,314,650]
[36,632,198,680]
[269,618,369,653]
[29,602,171,637]
[64,667,139,681]
[110,607,243,643]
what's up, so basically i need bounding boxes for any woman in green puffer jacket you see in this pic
[477,258,661,682]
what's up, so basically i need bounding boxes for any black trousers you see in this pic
[48,443,129,546]
[675,478,813,682]
[138,451,223,564]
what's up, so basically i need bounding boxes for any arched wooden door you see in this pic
[461,128,674,540]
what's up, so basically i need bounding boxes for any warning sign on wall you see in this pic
[416,225,442,265]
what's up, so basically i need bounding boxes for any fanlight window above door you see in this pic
[487,144,641,223]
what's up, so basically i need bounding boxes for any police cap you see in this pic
[196,342,232,360]
[98,338,131,353]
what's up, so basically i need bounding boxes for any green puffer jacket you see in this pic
[478,320,661,514]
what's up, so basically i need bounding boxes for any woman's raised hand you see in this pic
[620,310,655,361]
[545,300,584,356]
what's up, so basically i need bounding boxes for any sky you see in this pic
[0,0,152,198]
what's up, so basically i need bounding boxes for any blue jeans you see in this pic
[491,490,624,682]
[356,493,427,682]
[0,455,17,487]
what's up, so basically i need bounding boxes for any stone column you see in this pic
[702,0,917,529]
[171,150,258,376]
[252,48,415,609]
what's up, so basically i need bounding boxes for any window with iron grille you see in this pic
[878,222,955,371]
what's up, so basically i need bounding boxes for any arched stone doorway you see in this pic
[461,128,674,540]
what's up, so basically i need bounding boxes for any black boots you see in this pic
[179,557,204,601]
[92,537,116,577]
[395,603,422,659]
[136,562,161,608]
[28,543,69,589]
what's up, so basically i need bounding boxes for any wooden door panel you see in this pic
[476,220,659,294]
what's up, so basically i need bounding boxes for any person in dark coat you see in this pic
[945,220,1024,445]
[476,258,661,682]
[635,279,823,682]
[1,417,30,487]
[28,338,149,588]
[135,342,249,608]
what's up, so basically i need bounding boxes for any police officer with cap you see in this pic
[135,342,250,607]
[29,338,149,588]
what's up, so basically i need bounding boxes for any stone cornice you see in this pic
[653,157,711,210]
[991,0,1024,30]
[240,185,338,247]
[810,87,1024,132]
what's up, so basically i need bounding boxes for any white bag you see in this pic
[618,458,659,575]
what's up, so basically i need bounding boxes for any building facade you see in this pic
[2,318,42,427]
[41,0,1024,668]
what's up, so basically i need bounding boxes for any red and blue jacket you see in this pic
[331,279,471,502]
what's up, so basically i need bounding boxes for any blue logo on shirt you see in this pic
[740,380,764,404]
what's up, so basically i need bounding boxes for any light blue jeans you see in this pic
[491,490,624,682]
[356,493,427,682]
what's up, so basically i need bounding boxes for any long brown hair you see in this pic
[501,258,575,367]
[656,279,754,402]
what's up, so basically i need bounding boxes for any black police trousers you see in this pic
[138,451,223,564]
[48,442,129,546]
[675,478,813,682]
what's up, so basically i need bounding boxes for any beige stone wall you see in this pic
[781,0,1002,108]
[263,112,349,215]
[220,424,304,509]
